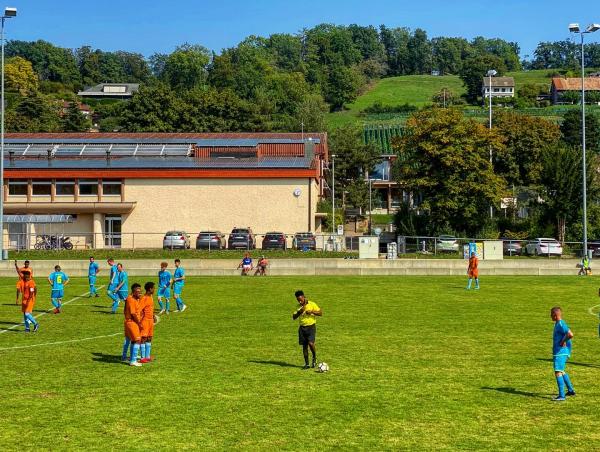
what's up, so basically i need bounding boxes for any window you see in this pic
[32,180,51,196]
[102,180,122,196]
[8,180,27,196]
[79,179,98,196]
[493,88,499,92]
[501,88,506,93]
[56,180,75,195]
[103,85,126,93]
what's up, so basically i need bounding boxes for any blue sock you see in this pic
[51,299,59,308]
[23,314,29,329]
[26,313,37,326]
[158,300,164,310]
[166,300,170,312]
[467,278,472,289]
[90,285,95,295]
[140,343,146,358]
[130,343,140,364]
[475,278,479,288]
[145,342,152,359]
[556,375,566,398]
[562,373,574,392]
[176,298,183,310]
[122,338,131,360]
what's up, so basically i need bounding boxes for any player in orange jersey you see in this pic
[14,259,33,305]
[466,252,480,290]
[139,282,156,363]
[20,272,39,332]
[122,283,144,367]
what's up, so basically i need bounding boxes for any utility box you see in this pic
[483,240,503,260]
[359,236,379,259]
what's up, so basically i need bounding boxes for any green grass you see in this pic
[9,249,357,260]
[2,275,600,449]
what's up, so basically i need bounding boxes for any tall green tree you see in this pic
[459,54,507,103]
[6,93,62,132]
[62,102,91,132]
[4,56,39,94]
[162,44,211,91]
[560,110,600,155]
[392,109,506,235]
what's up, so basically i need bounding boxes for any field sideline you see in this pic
[2,275,600,450]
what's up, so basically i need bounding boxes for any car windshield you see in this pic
[232,229,249,234]
[296,233,314,238]
[166,231,184,236]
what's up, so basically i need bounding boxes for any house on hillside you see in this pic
[551,77,600,104]
[60,101,91,117]
[482,77,515,102]
[77,83,140,100]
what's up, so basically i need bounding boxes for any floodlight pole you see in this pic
[0,13,11,261]
[331,154,336,234]
[368,178,372,235]
[487,69,496,219]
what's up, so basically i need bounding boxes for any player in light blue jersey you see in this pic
[87,256,100,298]
[157,262,172,315]
[48,265,69,314]
[173,258,187,312]
[551,306,575,401]
[112,263,129,314]
[107,258,120,309]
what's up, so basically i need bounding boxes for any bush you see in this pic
[362,102,418,115]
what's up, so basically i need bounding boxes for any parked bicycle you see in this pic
[34,234,74,250]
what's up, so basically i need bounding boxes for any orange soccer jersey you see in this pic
[124,295,142,341]
[140,294,155,338]
[16,267,34,290]
[21,280,36,314]
[468,256,479,278]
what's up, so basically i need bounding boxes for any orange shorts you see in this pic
[21,299,35,314]
[140,319,154,338]
[124,321,142,342]
[468,270,479,278]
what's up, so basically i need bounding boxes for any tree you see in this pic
[391,109,506,235]
[120,84,186,132]
[6,93,62,132]
[345,179,370,211]
[295,94,328,132]
[328,124,381,207]
[379,25,410,76]
[560,110,600,155]
[4,56,39,94]
[471,37,521,71]
[431,88,460,107]
[323,65,364,111]
[62,102,90,132]
[407,28,431,74]
[459,54,507,103]
[162,44,211,91]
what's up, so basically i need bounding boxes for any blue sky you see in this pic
[7,0,600,57]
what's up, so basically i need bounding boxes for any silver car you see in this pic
[436,235,459,253]
[163,231,191,249]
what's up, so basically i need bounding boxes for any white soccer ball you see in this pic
[317,362,329,373]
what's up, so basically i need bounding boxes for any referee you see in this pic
[292,290,322,369]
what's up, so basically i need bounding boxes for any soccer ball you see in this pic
[317,362,329,373]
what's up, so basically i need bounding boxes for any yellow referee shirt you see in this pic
[296,300,320,327]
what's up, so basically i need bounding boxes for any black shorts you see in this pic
[298,324,316,345]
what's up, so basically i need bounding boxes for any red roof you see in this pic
[552,77,600,91]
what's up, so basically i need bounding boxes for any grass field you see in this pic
[2,275,600,450]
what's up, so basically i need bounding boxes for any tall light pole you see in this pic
[0,7,17,261]
[331,154,336,235]
[487,69,497,219]
[569,23,600,258]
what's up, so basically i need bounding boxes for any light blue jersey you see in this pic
[158,270,172,289]
[88,261,99,277]
[174,267,185,286]
[116,270,129,294]
[108,264,119,289]
[553,319,572,357]
[49,271,69,291]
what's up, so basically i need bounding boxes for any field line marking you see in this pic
[0,332,121,351]
[587,304,600,317]
[0,285,106,335]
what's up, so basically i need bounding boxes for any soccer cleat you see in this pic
[475,287,480,290]
[129,361,142,367]
[311,360,317,368]
[53,308,59,314]
[158,309,165,315]
[121,357,128,362]
[140,358,150,364]
[165,310,170,315]
[302,364,310,370]
[181,304,187,312]
[566,390,576,397]
[552,396,566,402]
[24,329,30,333]
[33,323,39,332]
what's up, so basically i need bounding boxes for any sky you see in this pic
[6,0,600,58]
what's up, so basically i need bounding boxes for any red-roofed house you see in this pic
[551,77,600,104]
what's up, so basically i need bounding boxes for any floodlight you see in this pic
[486,69,497,77]
[568,23,580,33]
[4,7,16,17]
[587,24,600,33]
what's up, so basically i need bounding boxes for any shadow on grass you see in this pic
[0,320,21,325]
[1,303,21,306]
[248,360,303,368]
[91,352,125,364]
[481,386,550,399]
[91,310,115,315]
[536,358,600,369]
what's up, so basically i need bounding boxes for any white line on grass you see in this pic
[587,304,600,317]
[0,285,106,335]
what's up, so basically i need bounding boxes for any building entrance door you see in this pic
[104,215,122,248]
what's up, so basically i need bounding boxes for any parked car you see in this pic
[228,227,256,249]
[523,238,563,256]
[196,231,226,250]
[163,231,191,249]
[587,240,600,257]
[262,232,287,250]
[501,238,523,256]
[293,232,317,250]
[436,235,459,253]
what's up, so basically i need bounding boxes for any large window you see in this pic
[56,180,75,195]
[102,180,122,196]
[32,180,52,196]
[8,180,27,196]
[79,179,98,196]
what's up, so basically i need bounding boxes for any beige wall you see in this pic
[121,178,318,248]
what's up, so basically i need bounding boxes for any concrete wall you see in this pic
[0,258,585,277]
[121,178,318,248]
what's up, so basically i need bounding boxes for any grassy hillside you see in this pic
[326,70,555,129]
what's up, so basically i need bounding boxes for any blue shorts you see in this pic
[158,287,171,298]
[88,275,97,285]
[553,354,569,372]
[51,289,64,299]
[117,291,128,301]
[173,283,184,295]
